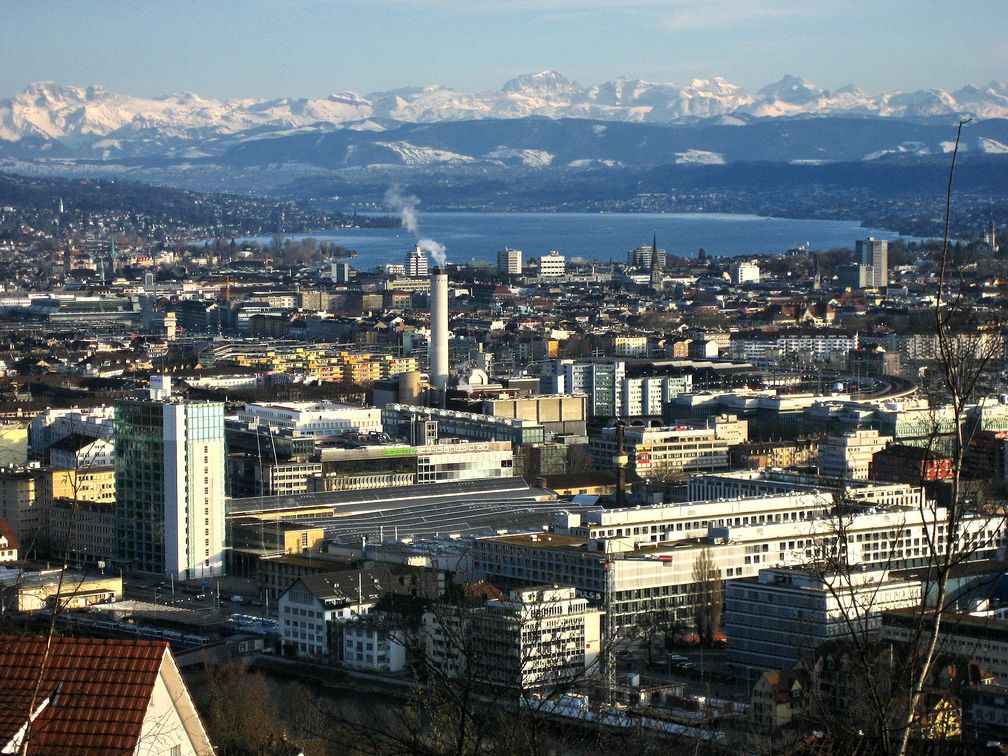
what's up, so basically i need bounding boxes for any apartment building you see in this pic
[277,569,388,658]
[590,416,746,478]
[424,585,601,691]
[818,429,892,481]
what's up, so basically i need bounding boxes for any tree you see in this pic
[692,547,723,648]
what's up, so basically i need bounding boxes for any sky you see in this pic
[4,0,1007,99]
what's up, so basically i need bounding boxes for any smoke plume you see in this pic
[384,185,419,234]
[385,184,448,267]
[418,238,447,268]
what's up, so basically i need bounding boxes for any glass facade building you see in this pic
[115,399,226,580]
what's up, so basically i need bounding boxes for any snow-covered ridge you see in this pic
[2,73,1006,146]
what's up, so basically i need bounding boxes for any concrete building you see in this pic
[405,247,428,278]
[857,237,889,287]
[477,585,602,690]
[424,584,601,691]
[341,615,407,672]
[481,394,587,436]
[818,428,892,481]
[0,465,44,547]
[590,417,746,479]
[496,248,522,275]
[382,403,545,448]
[612,336,648,358]
[278,568,388,658]
[115,399,226,580]
[731,261,761,285]
[237,401,382,441]
[472,492,998,637]
[725,567,921,673]
[29,407,115,464]
[883,609,1008,684]
[538,251,566,277]
[620,376,694,418]
[839,263,874,290]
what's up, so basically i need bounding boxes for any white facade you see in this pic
[731,261,761,285]
[479,586,602,690]
[613,336,648,357]
[429,271,449,390]
[725,567,922,672]
[237,401,382,439]
[857,237,888,287]
[405,247,428,278]
[538,251,566,277]
[474,498,1003,634]
[497,248,523,275]
[590,418,746,477]
[342,618,407,672]
[620,375,694,417]
[818,428,891,480]
[49,437,115,469]
[163,402,226,581]
[29,407,115,462]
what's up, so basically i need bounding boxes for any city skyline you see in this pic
[4,1,1007,100]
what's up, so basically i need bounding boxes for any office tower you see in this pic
[115,398,226,580]
[496,248,522,275]
[538,251,566,277]
[405,247,429,278]
[331,261,352,283]
[857,237,888,287]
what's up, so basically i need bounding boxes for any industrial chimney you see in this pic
[429,268,449,391]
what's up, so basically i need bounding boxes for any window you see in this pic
[170,747,181,756]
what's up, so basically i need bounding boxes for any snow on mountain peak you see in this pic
[502,71,581,96]
[2,73,1007,150]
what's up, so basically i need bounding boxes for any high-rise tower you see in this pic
[115,394,226,580]
[856,237,888,288]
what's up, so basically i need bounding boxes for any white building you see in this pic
[478,585,602,690]
[115,399,226,581]
[538,251,566,278]
[613,335,648,358]
[620,375,694,417]
[590,416,747,478]
[237,401,382,440]
[341,615,407,672]
[424,585,602,691]
[405,247,429,278]
[497,248,523,275]
[473,496,1002,636]
[725,567,922,673]
[818,428,891,481]
[29,407,115,463]
[731,261,761,285]
[857,237,889,288]
[278,569,386,658]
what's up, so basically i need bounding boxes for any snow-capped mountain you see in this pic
[1,73,1007,159]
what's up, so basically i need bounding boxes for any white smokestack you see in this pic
[429,269,449,391]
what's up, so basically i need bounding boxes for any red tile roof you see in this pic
[0,635,168,755]
[0,517,19,552]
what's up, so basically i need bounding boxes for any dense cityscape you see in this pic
[2,4,1008,756]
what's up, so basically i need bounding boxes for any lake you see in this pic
[239,212,921,270]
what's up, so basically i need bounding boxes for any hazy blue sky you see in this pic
[5,1,1007,98]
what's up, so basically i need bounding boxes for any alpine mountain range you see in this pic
[2,71,1007,159]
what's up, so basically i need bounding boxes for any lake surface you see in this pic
[241,212,920,269]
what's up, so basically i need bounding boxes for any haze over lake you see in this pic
[241,212,922,270]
